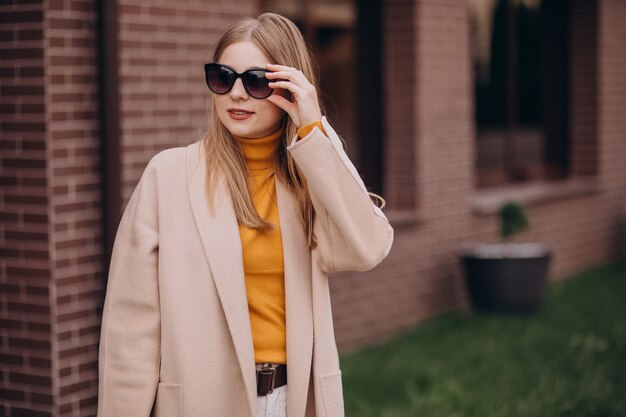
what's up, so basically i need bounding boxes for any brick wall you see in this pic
[116,1,255,200]
[47,1,102,415]
[598,0,626,259]
[1,2,53,415]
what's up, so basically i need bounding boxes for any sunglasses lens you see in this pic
[205,64,234,94]
[243,70,273,99]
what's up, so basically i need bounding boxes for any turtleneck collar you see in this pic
[234,128,283,172]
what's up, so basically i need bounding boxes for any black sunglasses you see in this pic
[204,63,274,99]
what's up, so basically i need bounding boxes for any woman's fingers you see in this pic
[267,80,305,97]
[266,63,300,73]
[266,94,297,120]
[266,69,309,86]
[265,63,322,127]
[266,64,310,85]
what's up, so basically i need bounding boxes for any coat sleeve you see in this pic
[97,156,161,417]
[286,116,394,273]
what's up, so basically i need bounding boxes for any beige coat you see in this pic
[96,117,394,417]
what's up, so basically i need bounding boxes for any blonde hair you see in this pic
[201,12,385,250]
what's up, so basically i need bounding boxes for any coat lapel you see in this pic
[187,141,258,414]
[276,178,314,417]
[186,140,313,417]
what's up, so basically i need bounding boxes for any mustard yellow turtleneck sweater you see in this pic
[235,121,325,365]
[235,127,285,364]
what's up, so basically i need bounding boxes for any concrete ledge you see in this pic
[470,177,603,216]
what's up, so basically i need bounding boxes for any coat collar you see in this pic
[186,140,313,417]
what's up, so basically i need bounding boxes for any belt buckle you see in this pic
[256,364,278,395]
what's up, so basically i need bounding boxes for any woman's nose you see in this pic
[229,78,248,100]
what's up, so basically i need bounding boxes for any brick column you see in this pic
[1,0,103,415]
[414,0,474,221]
[1,2,58,415]
[597,0,626,259]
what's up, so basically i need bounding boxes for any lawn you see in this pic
[339,260,626,417]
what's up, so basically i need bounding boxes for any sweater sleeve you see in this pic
[286,116,394,272]
[297,120,326,139]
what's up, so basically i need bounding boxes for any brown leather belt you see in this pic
[256,363,287,396]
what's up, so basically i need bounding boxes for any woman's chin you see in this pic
[228,127,255,138]
[223,122,253,138]
[226,124,279,139]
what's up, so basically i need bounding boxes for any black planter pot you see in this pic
[460,243,552,314]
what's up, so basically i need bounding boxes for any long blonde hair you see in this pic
[201,12,385,249]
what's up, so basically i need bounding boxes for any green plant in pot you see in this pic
[460,200,552,314]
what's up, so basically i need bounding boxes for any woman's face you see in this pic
[213,41,287,138]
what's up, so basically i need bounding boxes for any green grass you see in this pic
[340,260,626,417]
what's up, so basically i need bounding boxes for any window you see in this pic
[469,0,570,188]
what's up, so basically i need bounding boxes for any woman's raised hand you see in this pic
[264,63,322,128]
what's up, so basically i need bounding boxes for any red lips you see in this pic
[227,108,254,121]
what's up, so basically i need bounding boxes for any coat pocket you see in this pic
[150,382,183,417]
[320,370,345,417]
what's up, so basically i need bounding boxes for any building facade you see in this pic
[1,0,624,415]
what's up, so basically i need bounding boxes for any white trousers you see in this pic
[256,383,287,417]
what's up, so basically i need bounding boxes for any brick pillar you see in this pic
[1,2,57,416]
[414,0,474,221]
[597,0,626,260]
[46,0,102,414]
[1,0,102,415]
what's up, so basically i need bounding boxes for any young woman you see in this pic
[97,12,393,417]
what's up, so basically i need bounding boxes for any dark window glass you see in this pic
[470,0,570,188]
